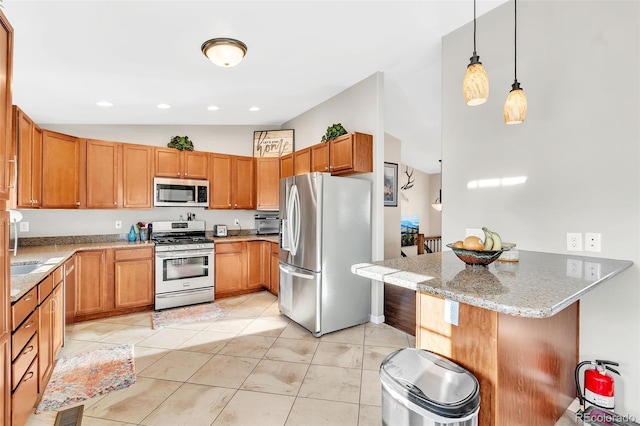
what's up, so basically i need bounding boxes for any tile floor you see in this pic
[26,291,415,426]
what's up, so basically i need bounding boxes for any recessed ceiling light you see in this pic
[96,101,113,107]
[249,106,260,112]
[157,103,171,109]
[207,105,220,111]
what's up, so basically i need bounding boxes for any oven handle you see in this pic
[156,250,213,259]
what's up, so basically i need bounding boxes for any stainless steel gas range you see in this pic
[151,220,214,310]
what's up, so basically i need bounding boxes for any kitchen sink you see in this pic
[10,263,44,275]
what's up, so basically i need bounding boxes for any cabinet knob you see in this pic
[114,202,117,205]
[185,173,188,176]
[76,201,80,206]
[235,203,237,208]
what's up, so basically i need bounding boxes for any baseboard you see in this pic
[370,314,385,324]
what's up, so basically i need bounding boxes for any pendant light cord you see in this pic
[473,0,477,54]
[513,0,518,82]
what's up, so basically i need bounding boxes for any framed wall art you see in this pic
[384,162,398,207]
[253,129,294,158]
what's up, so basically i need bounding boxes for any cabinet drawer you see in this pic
[115,247,153,261]
[215,242,243,254]
[12,357,39,426]
[12,333,38,391]
[53,265,64,285]
[12,288,37,331]
[12,311,37,361]
[38,274,54,304]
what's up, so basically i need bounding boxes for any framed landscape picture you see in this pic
[253,129,294,158]
[384,162,398,206]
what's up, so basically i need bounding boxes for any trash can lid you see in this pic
[380,348,480,418]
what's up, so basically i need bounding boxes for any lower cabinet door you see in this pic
[12,358,38,426]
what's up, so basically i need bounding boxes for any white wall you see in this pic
[442,0,639,415]
[384,133,401,260]
[428,173,441,237]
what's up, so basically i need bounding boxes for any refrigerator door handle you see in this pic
[287,184,300,256]
[278,264,314,280]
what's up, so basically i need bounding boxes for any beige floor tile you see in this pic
[320,324,366,344]
[99,325,159,345]
[218,334,276,358]
[187,354,259,388]
[239,317,288,337]
[66,322,131,342]
[360,369,382,406]
[298,365,362,404]
[279,322,318,341]
[358,404,382,426]
[138,350,213,382]
[101,311,152,327]
[227,304,268,318]
[212,390,294,426]
[57,340,119,358]
[65,319,100,334]
[79,417,136,426]
[312,341,363,369]
[84,377,181,424]
[215,294,251,310]
[240,291,278,306]
[140,383,235,426]
[240,359,308,396]
[133,345,170,372]
[264,337,319,363]
[136,328,199,349]
[285,398,359,426]
[258,303,285,320]
[364,324,410,347]
[158,317,222,331]
[176,330,236,354]
[25,409,58,426]
[204,317,254,334]
[362,345,402,370]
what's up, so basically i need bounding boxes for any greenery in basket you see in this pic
[168,135,194,151]
[321,123,347,143]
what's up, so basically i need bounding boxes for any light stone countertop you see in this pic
[211,234,279,244]
[352,250,633,318]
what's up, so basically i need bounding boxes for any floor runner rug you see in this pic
[151,302,228,330]
[35,343,136,414]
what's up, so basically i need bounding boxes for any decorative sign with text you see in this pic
[253,129,294,158]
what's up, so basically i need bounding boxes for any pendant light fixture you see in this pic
[431,160,443,212]
[503,0,527,124]
[201,38,248,67]
[462,0,489,106]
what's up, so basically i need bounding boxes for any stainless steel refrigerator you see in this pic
[279,172,372,337]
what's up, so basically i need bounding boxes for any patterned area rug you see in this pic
[151,302,228,330]
[36,343,136,414]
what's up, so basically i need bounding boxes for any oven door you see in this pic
[155,249,214,294]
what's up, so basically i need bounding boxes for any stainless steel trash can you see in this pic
[380,348,480,426]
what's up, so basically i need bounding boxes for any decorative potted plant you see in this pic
[167,135,194,151]
[320,123,347,143]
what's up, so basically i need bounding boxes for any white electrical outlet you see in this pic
[566,259,583,279]
[584,262,602,281]
[465,228,483,239]
[19,222,29,232]
[444,299,459,326]
[584,233,601,252]
[566,233,582,251]
[234,219,240,226]
[115,220,122,229]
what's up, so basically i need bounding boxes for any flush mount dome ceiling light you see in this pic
[201,38,247,67]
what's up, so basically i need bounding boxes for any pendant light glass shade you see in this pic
[462,0,488,106]
[201,38,247,67]
[504,81,527,124]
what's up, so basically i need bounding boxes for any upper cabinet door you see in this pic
[182,151,208,179]
[255,157,279,211]
[209,153,232,209]
[154,147,181,178]
[42,130,81,209]
[233,156,255,210]
[280,153,293,178]
[310,143,330,173]
[85,139,120,208]
[0,12,11,202]
[14,107,42,209]
[122,144,153,209]
[329,132,373,175]
[293,147,311,176]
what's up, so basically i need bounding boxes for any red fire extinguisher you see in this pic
[575,359,620,410]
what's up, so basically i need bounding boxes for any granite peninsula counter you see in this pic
[352,250,633,426]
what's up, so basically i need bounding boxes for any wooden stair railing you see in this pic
[417,234,442,254]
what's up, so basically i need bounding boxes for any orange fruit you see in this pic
[453,241,464,248]
[463,236,484,250]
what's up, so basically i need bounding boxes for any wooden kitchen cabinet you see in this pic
[328,132,373,175]
[310,143,330,173]
[279,153,293,178]
[270,242,279,296]
[37,271,64,394]
[209,154,255,210]
[0,210,10,426]
[122,143,153,208]
[247,241,269,290]
[42,130,81,208]
[64,255,76,325]
[114,247,154,309]
[85,138,119,208]
[155,147,208,179]
[255,157,280,211]
[215,242,246,296]
[13,106,42,208]
[75,250,108,317]
[293,147,311,176]
[0,12,11,204]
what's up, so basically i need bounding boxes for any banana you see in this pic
[491,231,503,251]
[482,227,494,250]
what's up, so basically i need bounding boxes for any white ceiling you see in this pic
[3,0,505,174]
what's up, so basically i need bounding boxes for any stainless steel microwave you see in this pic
[154,177,209,207]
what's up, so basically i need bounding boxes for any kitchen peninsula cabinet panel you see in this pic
[13,106,42,208]
[114,247,153,309]
[122,144,153,209]
[255,157,279,211]
[85,139,120,208]
[293,147,311,176]
[329,132,373,175]
[76,250,108,316]
[0,12,11,204]
[155,148,208,179]
[42,130,81,208]
[279,153,293,178]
